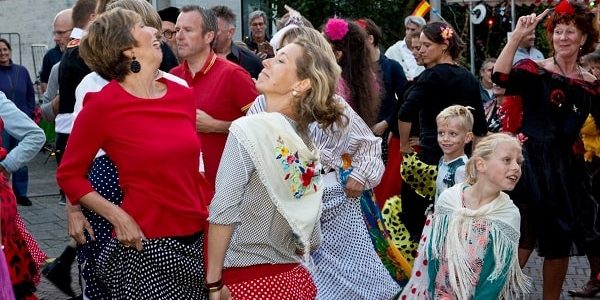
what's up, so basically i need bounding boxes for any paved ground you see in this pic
[16,151,600,299]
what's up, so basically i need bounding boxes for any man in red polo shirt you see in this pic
[171,5,258,187]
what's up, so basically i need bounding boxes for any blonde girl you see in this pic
[401,133,531,299]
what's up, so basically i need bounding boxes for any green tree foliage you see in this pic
[268,0,415,48]
[266,0,551,71]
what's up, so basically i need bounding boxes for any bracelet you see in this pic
[205,279,223,293]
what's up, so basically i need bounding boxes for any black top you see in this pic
[391,78,421,138]
[159,42,179,73]
[398,63,487,165]
[227,43,263,79]
[58,44,91,114]
[40,45,62,83]
[493,59,600,145]
[243,34,274,59]
[377,53,407,127]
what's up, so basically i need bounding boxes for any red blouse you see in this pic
[57,79,209,238]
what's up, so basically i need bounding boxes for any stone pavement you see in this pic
[15,151,600,299]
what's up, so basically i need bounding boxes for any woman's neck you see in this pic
[264,94,297,120]
[120,70,163,99]
[463,181,500,210]
[553,55,581,78]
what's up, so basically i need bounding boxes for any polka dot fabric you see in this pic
[96,234,207,299]
[15,214,45,284]
[398,214,434,299]
[381,195,419,264]
[227,265,316,300]
[77,155,124,299]
[401,153,437,200]
[311,185,400,299]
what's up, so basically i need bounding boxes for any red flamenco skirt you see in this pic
[1,174,39,300]
[374,136,402,209]
[223,263,316,300]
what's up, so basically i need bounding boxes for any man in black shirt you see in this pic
[210,5,263,79]
[39,9,72,93]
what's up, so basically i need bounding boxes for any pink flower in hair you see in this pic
[441,26,454,41]
[324,18,349,41]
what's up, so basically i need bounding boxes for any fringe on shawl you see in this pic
[430,212,531,299]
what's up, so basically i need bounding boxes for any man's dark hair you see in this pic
[210,5,236,28]
[181,5,217,34]
[72,0,97,29]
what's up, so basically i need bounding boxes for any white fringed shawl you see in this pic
[228,112,323,258]
[429,183,531,299]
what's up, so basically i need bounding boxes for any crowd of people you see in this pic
[1,0,600,299]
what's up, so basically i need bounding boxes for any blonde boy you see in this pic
[435,105,474,199]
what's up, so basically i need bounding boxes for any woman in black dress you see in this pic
[395,22,487,249]
[493,2,600,298]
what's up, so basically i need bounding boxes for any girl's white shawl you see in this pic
[429,183,531,299]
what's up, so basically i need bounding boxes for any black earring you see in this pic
[130,56,141,73]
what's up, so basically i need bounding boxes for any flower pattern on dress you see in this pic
[275,136,319,199]
[434,218,490,299]
[550,89,566,107]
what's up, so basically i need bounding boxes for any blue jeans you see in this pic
[2,130,28,197]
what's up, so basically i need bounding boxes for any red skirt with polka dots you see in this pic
[223,263,316,300]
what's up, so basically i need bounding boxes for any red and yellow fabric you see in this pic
[412,0,431,17]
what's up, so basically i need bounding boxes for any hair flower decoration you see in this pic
[355,19,368,29]
[555,0,575,15]
[324,18,349,41]
[441,26,454,41]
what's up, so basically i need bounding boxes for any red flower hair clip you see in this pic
[324,18,349,41]
[355,19,368,29]
[555,0,575,15]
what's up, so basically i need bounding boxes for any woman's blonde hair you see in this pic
[436,105,474,132]
[290,33,346,132]
[80,8,141,82]
[465,133,522,185]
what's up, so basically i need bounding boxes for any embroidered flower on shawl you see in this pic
[440,26,454,41]
[275,137,320,198]
[550,89,566,107]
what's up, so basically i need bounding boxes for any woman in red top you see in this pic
[56,8,209,299]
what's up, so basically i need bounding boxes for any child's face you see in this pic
[478,142,523,191]
[437,118,472,160]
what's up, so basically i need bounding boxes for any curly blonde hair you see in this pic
[288,33,347,132]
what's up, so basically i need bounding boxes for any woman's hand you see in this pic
[109,208,145,251]
[345,177,365,198]
[400,144,415,154]
[67,204,94,245]
[209,286,232,300]
[512,9,550,42]
[371,120,389,136]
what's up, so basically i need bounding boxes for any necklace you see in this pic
[553,56,583,80]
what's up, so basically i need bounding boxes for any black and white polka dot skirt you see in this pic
[96,232,208,299]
